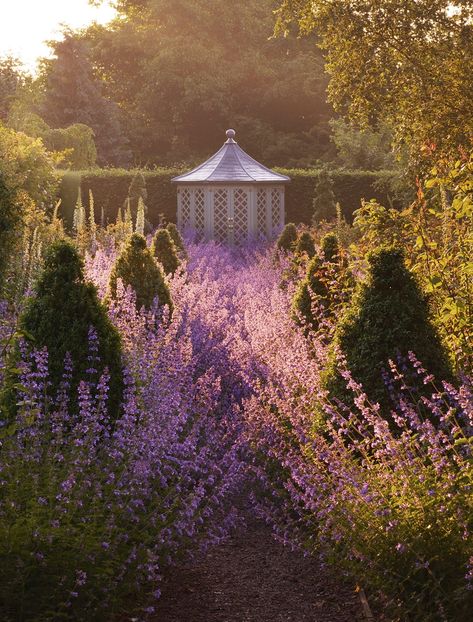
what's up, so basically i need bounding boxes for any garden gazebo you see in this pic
[172,129,290,244]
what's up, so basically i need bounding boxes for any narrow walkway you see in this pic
[153,521,363,622]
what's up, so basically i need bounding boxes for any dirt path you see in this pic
[153,520,363,622]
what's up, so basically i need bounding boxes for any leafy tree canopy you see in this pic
[84,0,332,165]
[276,0,473,164]
[40,33,130,167]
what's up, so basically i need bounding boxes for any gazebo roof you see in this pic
[171,129,290,184]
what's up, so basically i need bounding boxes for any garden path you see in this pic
[153,519,363,622]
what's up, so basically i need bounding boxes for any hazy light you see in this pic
[0,0,117,73]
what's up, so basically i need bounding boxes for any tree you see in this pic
[276,223,298,253]
[17,240,123,418]
[0,122,57,206]
[324,247,452,413]
[312,167,336,222]
[329,118,396,170]
[108,233,173,312]
[275,0,473,164]
[151,228,180,276]
[43,124,97,169]
[85,0,332,165]
[40,33,130,167]
[0,56,24,120]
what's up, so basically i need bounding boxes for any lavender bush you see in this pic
[0,237,471,621]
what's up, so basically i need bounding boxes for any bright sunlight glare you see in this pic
[0,0,116,73]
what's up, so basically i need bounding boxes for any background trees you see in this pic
[84,0,332,165]
[276,0,473,165]
[40,34,130,167]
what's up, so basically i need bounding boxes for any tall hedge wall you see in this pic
[57,167,405,230]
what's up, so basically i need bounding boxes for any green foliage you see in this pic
[151,228,180,276]
[329,118,397,170]
[0,56,24,120]
[43,123,97,169]
[312,167,336,222]
[276,223,298,253]
[135,196,145,236]
[0,176,18,292]
[294,231,315,258]
[354,155,473,372]
[166,222,186,255]
[40,33,130,167]
[57,167,406,232]
[16,240,123,418]
[325,247,452,412]
[321,233,339,262]
[83,0,332,165]
[0,121,57,206]
[108,233,173,312]
[128,171,147,210]
[292,233,352,334]
[276,0,473,165]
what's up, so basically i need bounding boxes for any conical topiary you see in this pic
[324,247,452,413]
[276,223,298,254]
[15,240,123,418]
[312,167,336,223]
[166,222,186,255]
[321,233,339,262]
[151,228,180,275]
[108,233,172,312]
[294,231,316,259]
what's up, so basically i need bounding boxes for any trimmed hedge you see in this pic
[57,167,406,230]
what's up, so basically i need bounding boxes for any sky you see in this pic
[0,0,117,73]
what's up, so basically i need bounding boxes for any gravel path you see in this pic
[153,520,363,622]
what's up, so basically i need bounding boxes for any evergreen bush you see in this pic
[108,233,173,312]
[321,233,339,262]
[15,240,123,418]
[151,228,180,275]
[312,167,336,222]
[294,231,316,258]
[292,255,327,331]
[276,223,298,253]
[166,222,186,255]
[325,247,452,412]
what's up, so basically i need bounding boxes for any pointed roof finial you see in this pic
[226,128,236,142]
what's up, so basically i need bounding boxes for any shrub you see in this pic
[320,232,339,262]
[166,222,186,255]
[294,231,315,258]
[13,240,123,419]
[292,235,352,334]
[312,166,336,222]
[151,228,180,275]
[57,167,407,232]
[108,233,172,312]
[0,176,18,292]
[276,223,298,253]
[324,247,452,412]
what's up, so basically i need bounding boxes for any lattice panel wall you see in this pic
[194,189,205,241]
[233,188,248,244]
[180,188,191,229]
[213,189,228,243]
[256,189,267,238]
[271,188,282,234]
